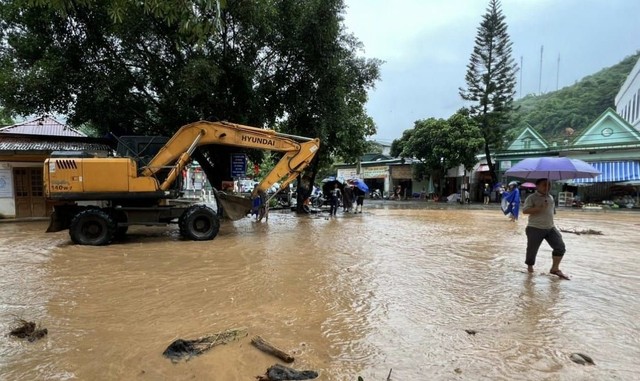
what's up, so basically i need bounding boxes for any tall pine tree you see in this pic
[460,0,517,183]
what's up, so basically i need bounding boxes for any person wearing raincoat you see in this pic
[501,181,521,221]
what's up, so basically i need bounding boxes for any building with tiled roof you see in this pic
[0,116,113,219]
[0,115,86,137]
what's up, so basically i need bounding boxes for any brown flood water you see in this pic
[1,203,639,380]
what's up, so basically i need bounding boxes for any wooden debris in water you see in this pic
[256,364,318,381]
[9,319,48,342]
[570,353,595,365]
[251,335,295,363]
[559,227,603,236]
[162,327,248,362]
[464,329,477,335]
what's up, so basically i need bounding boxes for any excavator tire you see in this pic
[69,209,116,246]
[179,205,220,241]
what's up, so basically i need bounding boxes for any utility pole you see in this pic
[538,45,544,95]
[519,56,523,98]
[556,54,560,91]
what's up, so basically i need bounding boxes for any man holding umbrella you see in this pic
[507,157,600,280]
[351,179,369,214]
[522,178,569,280]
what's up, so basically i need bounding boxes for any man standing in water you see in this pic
[522,178,570,280]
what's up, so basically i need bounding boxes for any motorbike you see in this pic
[371,189,382,199]
[310,193,326,208]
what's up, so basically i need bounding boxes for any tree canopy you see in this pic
[459,0,517,182]
[0,0,381,191]
[390,109,484,182]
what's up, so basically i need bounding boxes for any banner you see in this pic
[0,169,13,198]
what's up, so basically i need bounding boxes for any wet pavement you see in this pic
[1,202,639,380]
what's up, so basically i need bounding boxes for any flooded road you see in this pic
[1,203,639,380]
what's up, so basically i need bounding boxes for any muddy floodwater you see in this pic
[1,203,640,380]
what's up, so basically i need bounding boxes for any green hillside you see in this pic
[509,51,640,143]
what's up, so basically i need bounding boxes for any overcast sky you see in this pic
[343,0,640,143]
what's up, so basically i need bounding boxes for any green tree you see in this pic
[0,0,380,203]
[391,110,484,190]
[0,106,13,126]
[459,0,517,183]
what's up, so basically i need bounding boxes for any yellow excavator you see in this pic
[44,120,320,245]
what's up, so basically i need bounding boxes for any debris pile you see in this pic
[162,327,248,362]
[9,319,48,342]
[256,364,318,381]
[570,353,595,366]
[163,328,319,378]
[559,227,603,235]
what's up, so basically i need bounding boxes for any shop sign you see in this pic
[391,165,412,179]
[362,166,388,179]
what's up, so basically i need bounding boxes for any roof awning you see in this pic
[571,161,640,183]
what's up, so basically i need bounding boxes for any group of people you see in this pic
[328,182,365,216]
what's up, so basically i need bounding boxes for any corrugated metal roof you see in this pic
[0,135,112,152]
[0,116,86,137]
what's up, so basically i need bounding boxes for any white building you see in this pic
[615,56,640,130]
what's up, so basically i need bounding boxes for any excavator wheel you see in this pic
[69,209,117,246]
[179,205,220,241]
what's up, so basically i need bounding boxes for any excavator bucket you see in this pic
[46,210,65,232]
[46,205,76,233]
[213,190,253,221]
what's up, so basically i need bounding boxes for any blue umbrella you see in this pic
[505,157,600,181]
[350,178,369,193]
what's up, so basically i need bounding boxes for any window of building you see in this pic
[522,137,532,149]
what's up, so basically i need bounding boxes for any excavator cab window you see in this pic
[114,135,183,192]
[116,136,169,168]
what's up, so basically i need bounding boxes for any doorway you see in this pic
[13,167,47,218]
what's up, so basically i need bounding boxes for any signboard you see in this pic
[362,166,388,179]
[0,169,12,198]
[500,160,512,170]
[337,168,358,179]
[230,153,247,178]
[391,165,412,179]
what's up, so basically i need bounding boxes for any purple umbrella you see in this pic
[505,157,600,181]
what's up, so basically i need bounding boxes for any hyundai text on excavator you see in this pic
[44,120,320,245]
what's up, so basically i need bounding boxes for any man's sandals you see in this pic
[550,270,571,280]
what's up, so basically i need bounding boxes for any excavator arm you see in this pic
[141,120,319,218]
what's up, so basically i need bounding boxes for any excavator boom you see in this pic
[140,120,319,197]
